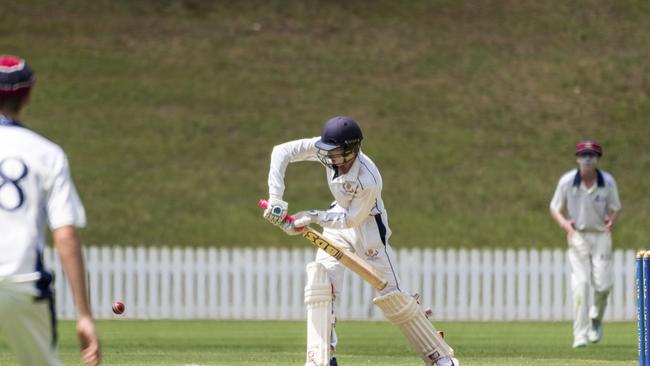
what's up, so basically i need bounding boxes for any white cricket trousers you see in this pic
[0,288,60,366]
[567,230,613,343]
[315,221,402,350]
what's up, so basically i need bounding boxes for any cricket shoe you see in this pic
[304,360,335,366]
[572,338,587,348]
[435,356,459,366]
[587,319,602,343]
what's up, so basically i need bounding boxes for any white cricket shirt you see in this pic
[550,168,621,232]
[268,137,391,238]
[0,118,85,295]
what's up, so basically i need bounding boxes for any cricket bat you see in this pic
[258,200,388,290]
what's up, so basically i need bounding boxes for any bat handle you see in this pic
[258,199,302,228]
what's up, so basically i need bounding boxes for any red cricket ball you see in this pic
[112,301,125,315]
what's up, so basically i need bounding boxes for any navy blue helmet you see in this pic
[315,116,363,150]
[316,116,363,169]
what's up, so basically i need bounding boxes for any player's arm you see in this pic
[295,185,379,230]
[265,137,319,226]
[47,150,100,366]
[606,209,621,232]
[605,176,622,232]
[267,137,320,198]
[550,208,574,233]
[549,181,574,236]
[52,226,100,366]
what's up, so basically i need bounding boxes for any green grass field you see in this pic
[2,1,650,248]
[0,320,638,365]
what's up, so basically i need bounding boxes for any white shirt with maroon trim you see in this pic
[550,168,621,232]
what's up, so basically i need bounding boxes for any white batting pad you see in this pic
[304,262,333,366]
[373,292,454,365]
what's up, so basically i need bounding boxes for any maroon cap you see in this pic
[576,141,602,156]
[0,55,34,99]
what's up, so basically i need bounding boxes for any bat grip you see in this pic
[258,200,305,232]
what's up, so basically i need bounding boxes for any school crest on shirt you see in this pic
[340,182,355,195]
[365,249,379,258]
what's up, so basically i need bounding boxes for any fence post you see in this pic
[552,249,564,320]
[469,249,480,321]
[529,249,540,320]
[482,250,493,321]
[160,247,171,318]
[147,247,159,319]
[183,247,195,319]
[446,249,457,320]
[88,247,101,317]
[218,247,230,319]
[207,247,218,319]
[505,249,516,321]
[196,247,207,319]
[540,249,551,320]
[516,249,528,320]
[493,249,504,321]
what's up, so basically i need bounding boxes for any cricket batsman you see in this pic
[262,116,459,366]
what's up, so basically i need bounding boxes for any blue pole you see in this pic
[637,251,645,366]
[643,251,650,366]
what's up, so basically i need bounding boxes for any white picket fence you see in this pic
[43,247,638,321]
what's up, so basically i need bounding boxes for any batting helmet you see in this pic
[0,55,34,99]
[575,141,602,157]
[315,116,363,151]
[315,116,363,169]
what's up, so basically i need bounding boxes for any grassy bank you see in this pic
[2,1,649,247]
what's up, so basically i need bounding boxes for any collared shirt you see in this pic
[0,121,85,294]
[268,137,389,234]
[550,168,621,232]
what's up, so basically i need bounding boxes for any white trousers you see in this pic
[0,288,60,366]
[315,222,402,350]
[567,231,613,343]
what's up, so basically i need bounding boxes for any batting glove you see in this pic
[293,210,321,228]
[280,220,302,236]
[263,197,288,226]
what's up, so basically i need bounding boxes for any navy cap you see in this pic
[315,116,363,151]
[0,55,34,99]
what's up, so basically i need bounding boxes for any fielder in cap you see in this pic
[264,116,459,366]
[0,55,101,365]
[550,140,621,348]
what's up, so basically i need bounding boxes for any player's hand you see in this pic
[263,198,288,226]
[294,210,321,227]
[77,315,101,366]
[606,219,615,233]
[280,220,302,236]
[564,219,576,240]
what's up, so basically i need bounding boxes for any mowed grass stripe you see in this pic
[0,320,636,365]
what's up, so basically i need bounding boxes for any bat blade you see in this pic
[258,199,387,290]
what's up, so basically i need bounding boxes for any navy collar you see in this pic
[0,114,23,127]
[573,169,605,188]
